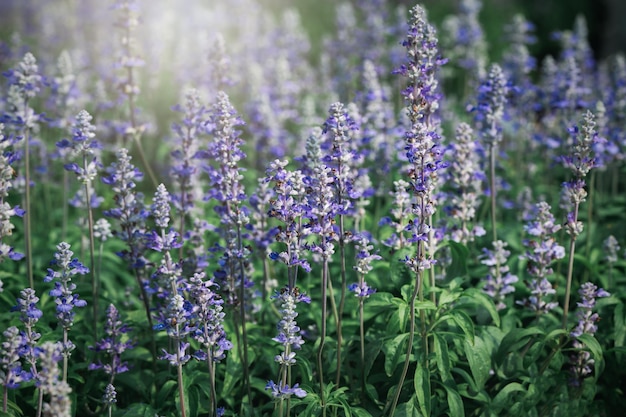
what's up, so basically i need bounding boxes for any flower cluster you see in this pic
[189,272,232,363]
[379,179,411,249]
[349,233,380,298]
[2,52,42,131]
[445,122,485,244]
[57,110,101,185]
[89,304,133,377]
[481,240,518,311]
[475,63,509,147]
[0,326,30,390]
[102,148,148,269]
[38,342,72,417]
[0,123,24,264]
[44,242,89,331]
[266,286,311,400]
[518,202,564,314]
[569,283,610,386]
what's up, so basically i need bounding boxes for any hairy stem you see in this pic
[562,202,580,329]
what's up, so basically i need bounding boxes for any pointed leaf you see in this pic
[464,336,491,390]
[414,360,431,417]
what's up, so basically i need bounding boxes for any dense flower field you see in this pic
[1,0,625,416]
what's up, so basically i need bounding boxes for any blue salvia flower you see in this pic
[481,240,518,311]
[266,286,310,400]
[17,287,42,375]
[89,303,133,377]
[569,282,610,386]
[517,202,564,314]
[303,127,337,262]
[1,326,31,390]
[561,110,597,239]
[189,272,232,362]
[2,52,42,131]
[475,63,509,147]
[266,159,311,282]
[170,89,208,218]
[158,294,194,366]
[322,102,359,215]
[37,342,72,417]
[0,123,25,263]
[442,0,487,83]
[395,4,446,258]
[102,148,148,269]
[445,122,486,244]
[57,110,101,186]
[502,14,536,92]
[44,242,88,363]
[199,91,254,305]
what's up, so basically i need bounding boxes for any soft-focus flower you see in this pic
[481,241,518,310]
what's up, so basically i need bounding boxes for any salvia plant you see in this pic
[0,1,624,417]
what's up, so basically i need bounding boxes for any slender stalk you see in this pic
[206,350,217,417]
[388,269,423,417]
[562,202,580,329]
[84,179,98,341]
[62,329,68,382]
[335,214,347,388]
[358,296,366,399]
[489,143,498,243]
[317,260,329,417]
[236,227,251,402]
[23,126,34,289]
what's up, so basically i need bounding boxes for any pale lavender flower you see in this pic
[349,233,380,298]
[266,287,310,399]
[38,342,72,417]
[102,148,149,270]
[481,240,518,310]
[379,179,411,249]
[569,282,610,386]
[445,122,485,243]
[16,288,41,379]
[603,235,620,265]
[474,64,509,147]
[3,52,43,131]
[0,123,24,263]
[1,326,31,390]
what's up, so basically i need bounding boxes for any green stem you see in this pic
[335,214,347,388]
[84,180,98,341]
[317,259,329,417]
[489,143,498,243]
[23,126,34,289]
[562,202,580,329]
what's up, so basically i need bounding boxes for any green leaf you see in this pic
[222,346,241,397]
[460,288,501,327]
[448,309,475,345]
[445,240,470,279]
[434,334,452,382]
[394,397,422,417]
[464,336,491,391]
[117,403,159,417]
[414,360,431,417]
[351,407,373,417]
[495,327,544,365]
[364,338,383,379]
[576,333,604,376]
[490,382,525,412]
[441,382,465,417]
[383,333,409,376]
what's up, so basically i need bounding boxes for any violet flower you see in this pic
[349,233,380,298]
[481,240,518,311]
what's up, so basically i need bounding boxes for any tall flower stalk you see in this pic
[44,242,88,382]
[561,110,597,329]
[302,128,336,411]
[189,272,231,417]
[201,91,253,401]
[113,0,157,187]
[57,110,101,338]
[0,123,25,266]
[3,52,42,288]
[388,5,445,416]
[266,287,310,417]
